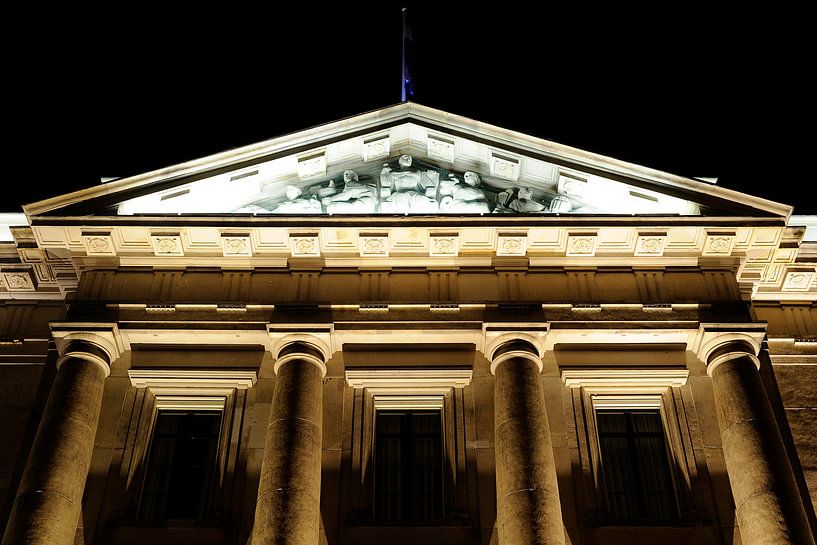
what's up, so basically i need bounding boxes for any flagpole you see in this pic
[401,7,407,102]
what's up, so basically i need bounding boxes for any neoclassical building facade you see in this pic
[0,103,815,545]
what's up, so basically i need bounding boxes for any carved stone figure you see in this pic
[508,187,546,212]
[438,172,490,213]
[321,170,377,213]
[380,155,439,213]
[548,195,572,213]
[270,185,322,214]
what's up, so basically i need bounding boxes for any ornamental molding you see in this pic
[10,223,816,301]
[28,224,785,262]
[561,368,689,389]
[128,369,257,390]
[345,368,472,389]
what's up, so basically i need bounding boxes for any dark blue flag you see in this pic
[401,8,415,101]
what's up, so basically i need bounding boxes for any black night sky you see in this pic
[6,4,814,213]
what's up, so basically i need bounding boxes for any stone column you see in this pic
[491,339,565,545]
[3,331,120,545]
[705,341,815,545]
[252,340,326,545]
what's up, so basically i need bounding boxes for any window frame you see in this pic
[562,369,699,527]
[117,369,256,526]
[138,408,225,521]
[372,408,445,522]
[343,368,473,526]
[591,397,681,524]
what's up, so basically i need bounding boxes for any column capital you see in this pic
[270,333,330,377]
[693,323,766,376]
[488,337,543,375]
[50,323,124,377]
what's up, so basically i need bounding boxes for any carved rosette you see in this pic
[360,237,388,257]
[703,235,734,256]
[635,235,666,256]
[221,236,253,257]
[782,271,815,291]
[290,236,320,257]
[429,236,459,257]
[491,156,520,181]
[82,234,115,256]
[297,153,327,179]
[151,235,184,256]
[566,235,596,256]
[496,235,527,257]
[558,175,587,198]
[363,136,390,161]
[427,136,455,162]
[1,271,36,292]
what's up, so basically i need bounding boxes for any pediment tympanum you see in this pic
[115,152,700,216]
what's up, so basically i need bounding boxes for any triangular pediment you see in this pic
[25,103,790,223]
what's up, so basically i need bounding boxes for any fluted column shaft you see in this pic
[3,344,111,545]
[492,341,565,545]
[253,342,325,545]
[708,347,814,545]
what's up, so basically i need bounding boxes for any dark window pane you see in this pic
[140,410,221,520]
[374,410,442,521]
[597,409,677,523]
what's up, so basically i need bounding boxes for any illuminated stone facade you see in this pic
[0,103,815,545]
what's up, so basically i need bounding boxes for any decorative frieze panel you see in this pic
[496,233,527,256]
[490,153,520,181]
[635,234,667,256]
[566,234,597,257]
[17,222,813,299]
[151,234,184,256]
[427,135,456,162]
[297,152,327,179]
[82,233,115,256]
[703,233,735,256]
[558,174,587,199]
[1,269,36,292]
[290,234,320,257]
[221,234,253,257]
[359,234,389,257]
[363,135,390,161]
[782,270,816,292]
[429,234,459,257]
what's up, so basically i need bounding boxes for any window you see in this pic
[374,410,443,521]
[139,410,222,520]
[596,409,678,523]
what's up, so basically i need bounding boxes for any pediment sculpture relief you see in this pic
[117,152,697,216]
[261,154,560,215]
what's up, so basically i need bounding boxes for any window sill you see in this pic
[100,524,232,545]
[584,510,711,528]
